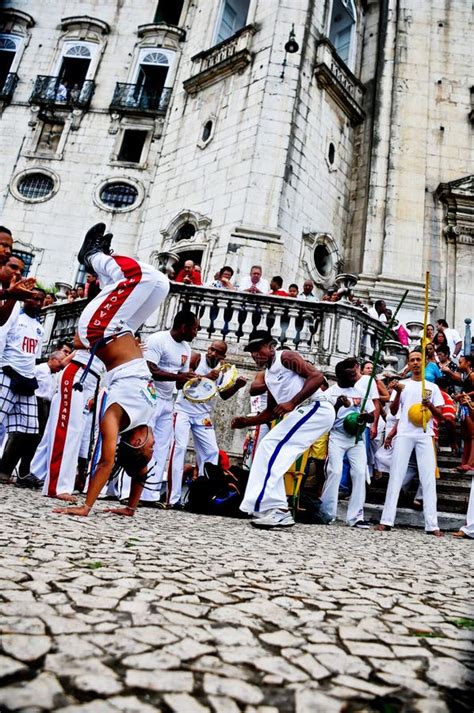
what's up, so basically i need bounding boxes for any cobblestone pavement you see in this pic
[0,487,473,713]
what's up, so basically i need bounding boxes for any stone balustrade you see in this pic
[42,283,406,375]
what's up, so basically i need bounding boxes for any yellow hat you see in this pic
[408,403,432,427]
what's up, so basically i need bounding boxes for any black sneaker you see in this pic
[352,520,370,529]
[16,474,43,489]
[78,223,113,271]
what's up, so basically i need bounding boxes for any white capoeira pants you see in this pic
[321,431,367,525]
[240,400,335,514]
[461,478,474,538]
[168,411,219,505]
[135,398,174,502]
[32,362,99,496]
[77,253,169,348]
[380,434,439,531]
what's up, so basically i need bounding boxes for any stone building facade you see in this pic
[0,1,472,330]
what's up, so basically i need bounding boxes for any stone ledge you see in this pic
[183,25,256,95]
[314,39,365,126]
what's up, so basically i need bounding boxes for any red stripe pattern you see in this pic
[48,362,81,495]
[86,256,142,347]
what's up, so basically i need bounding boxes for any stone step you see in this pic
[338,501,466,531]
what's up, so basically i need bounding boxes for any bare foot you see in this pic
[53,504,90,517]
[55,493,78,503]
[452,530,469,539]
[427,529,444,537]
[103,506,135,517]
[374,524,392,531]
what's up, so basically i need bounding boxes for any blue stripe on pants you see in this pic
[254,401,321,512]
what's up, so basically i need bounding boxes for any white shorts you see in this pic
[105,358,157,434]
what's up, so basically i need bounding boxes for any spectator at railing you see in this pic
[432,330,449,350]
[322,287,338,302]
[299,279,316,300]
[175,260,202,286]
[238,265,269,294]
[208,266,236,290]
[435,319,462,360]
[84,274,100,301]
[76,285,85,299]
[368,299,389,322]
[268,276,289,297]
[288,284,299,298]
[66,288,77,303]
[42,293,56,307]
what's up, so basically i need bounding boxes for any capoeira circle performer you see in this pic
[231,330,335,529]
[320,358,377,528]
[168,340,247,507]
[25,349,105,500]
[142,311,198,503]
[375,351,445,536]
[55,223,169,517]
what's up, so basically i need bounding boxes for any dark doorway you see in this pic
[0,48,15,88]
[135,64,168,108]
[58,57,90,88]
[154,0,184,25]
[173,250,204,278]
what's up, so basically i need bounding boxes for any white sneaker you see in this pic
[251,509,295,529]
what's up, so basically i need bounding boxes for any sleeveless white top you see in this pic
[264,351,305,404]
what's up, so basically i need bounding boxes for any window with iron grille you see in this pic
[12,250,33,276]
[17,173,54,200]
[99,182,138,209]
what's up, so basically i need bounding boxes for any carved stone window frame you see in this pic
[300,231,342,288]
[158,210,216,278]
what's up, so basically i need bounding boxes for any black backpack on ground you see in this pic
[184,463,249,518]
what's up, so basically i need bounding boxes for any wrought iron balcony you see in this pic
[110,83,172,115]
[29,76,95,110]
[0,73,19,103]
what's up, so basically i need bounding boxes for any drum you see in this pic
[182,377,218,403]
[216,363,238,393]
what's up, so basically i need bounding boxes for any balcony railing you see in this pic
[0,73,19,103]
[314,39,365,126]
[42,283,408,374]
[110,83,172,115]
[184,24,256,95]
[29,76,95,110]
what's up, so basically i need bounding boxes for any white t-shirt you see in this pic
[175,355,217,417]
[325,374,377,434]
[34,362,56,401]
[0,311,44,378]
[367,307,387,322]
[390,379,443,437]
[145,331,191,401]
[0,302,20,358]
[443,328,462,356]
[239,275,270,293]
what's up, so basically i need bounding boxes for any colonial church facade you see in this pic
[0,0,472,330]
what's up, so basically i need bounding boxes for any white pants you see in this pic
[77,254,169,348]
[168,410,219,505]
[138,398,173,502]
[461,478,474,538]
[380,434,439,531]
[34,363,98,497]
[321,430,367,525]
[240,401,335,514]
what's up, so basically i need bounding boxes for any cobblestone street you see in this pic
[0,487,473,712]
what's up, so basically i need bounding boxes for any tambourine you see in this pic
[343,412,366,438]
[182,377,218,403]
[216,363,238,393]
[408,403,432,427]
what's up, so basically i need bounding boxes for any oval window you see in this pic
[328,142,335,165]
[17,173,55,200]
[202,120,213,142]
[99,182,138,209]
[314,244,332,277]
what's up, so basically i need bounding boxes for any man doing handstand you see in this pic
[55,224,169,517]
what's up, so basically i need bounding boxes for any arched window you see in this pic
[132,49,171,109]
[141,51,169,66]
[329,0,356,70]
[57,41,95,88]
